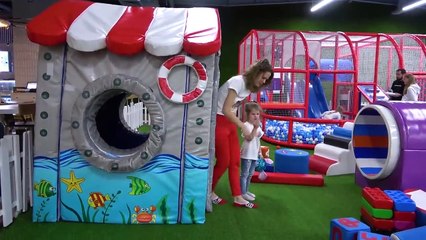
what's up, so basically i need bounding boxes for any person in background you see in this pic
[389,68,406,100]
[401,74,421,101]
[321,105,343,120]
[211,58,273,209]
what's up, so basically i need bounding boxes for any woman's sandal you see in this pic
[233,202,258,209]
[212,197,227,205]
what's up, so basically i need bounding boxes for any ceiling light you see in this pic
[311,0,335,12]
[402,0,426,11]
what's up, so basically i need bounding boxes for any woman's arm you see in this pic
[223,89,249,135]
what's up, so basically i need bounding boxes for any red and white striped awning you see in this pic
[26,0,221,56]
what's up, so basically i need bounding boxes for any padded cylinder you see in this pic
[275,148,309,174]
[333,127,352,139]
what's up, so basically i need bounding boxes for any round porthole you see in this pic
[352,105,400,180]
[71,74,165,172]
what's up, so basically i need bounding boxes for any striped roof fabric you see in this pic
[26,0,221,56]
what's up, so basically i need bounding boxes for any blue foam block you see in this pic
[390,226,426,240]
[384,190,416,212]
[333,127,352,139]
[330,217,370,240]
[275,149,309,174]
[357,231,389,240]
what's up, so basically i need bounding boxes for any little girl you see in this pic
[240,101,264,202]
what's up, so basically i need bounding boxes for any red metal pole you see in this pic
[373,35,380,102]
[296,31,310,120]
[332,34,339,110]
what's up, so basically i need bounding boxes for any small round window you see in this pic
[71,74,165,172]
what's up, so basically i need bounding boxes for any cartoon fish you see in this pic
[127,176,151,195]
[88,192,110,209]
[34,180,56,198]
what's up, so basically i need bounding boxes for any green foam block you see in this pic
[361,197,393,219]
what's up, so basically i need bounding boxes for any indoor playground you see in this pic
[1,0,426,240]
[240,30,426,149]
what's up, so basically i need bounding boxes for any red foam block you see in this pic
[394,211,416,222]
[362,187,393,210]
[309,155,336,175]
[361,207,394,231]
[251,171,324,187]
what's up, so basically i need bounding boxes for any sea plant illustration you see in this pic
[35,198,50,222]
[102,190,122,223]
[119,204,132,224]
[61,190,122,223]
[187,198,197,224]
[157,195,169,224]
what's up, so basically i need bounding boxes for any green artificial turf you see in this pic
[1,169,362,240]
[1,135,362,240]
[1,174,361,240]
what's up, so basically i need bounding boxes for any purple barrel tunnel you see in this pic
[353,101,426,191]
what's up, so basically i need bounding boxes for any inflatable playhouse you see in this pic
[27,0,221,224]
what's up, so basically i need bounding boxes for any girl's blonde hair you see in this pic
[403,74,416,95]
[244,101,262,118]
[243,58,274,93]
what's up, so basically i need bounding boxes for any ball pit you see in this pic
[265,120,338,144]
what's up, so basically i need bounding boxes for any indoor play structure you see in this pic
[27,1,221,224]
[252,146,324,187]
[352,101,426,191]
[309,122,357,176]
[239,30,426,149]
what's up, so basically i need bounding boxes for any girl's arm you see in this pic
[243,122,258,141]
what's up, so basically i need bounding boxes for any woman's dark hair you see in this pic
[243,58,274,92]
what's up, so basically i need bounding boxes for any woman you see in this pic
[401,74,421,101]
[211,59,273,209]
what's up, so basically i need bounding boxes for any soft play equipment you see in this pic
[353,102,426,191]
[28,1,221,224]
[308,73,329,118]
[406,189,426,227]
[390,226,426,240]
[329,217,371,240]
[357,231,390,240]
[251,171,324,186]
[309,122,356,176]
[275,148,309,174]
[361,188,417,232]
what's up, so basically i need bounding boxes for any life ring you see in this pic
[158,55,207,104]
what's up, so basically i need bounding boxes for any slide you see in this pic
[294,73,329,118]
[308,73,329,118]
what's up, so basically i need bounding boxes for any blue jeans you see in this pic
[240,158,257,194]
